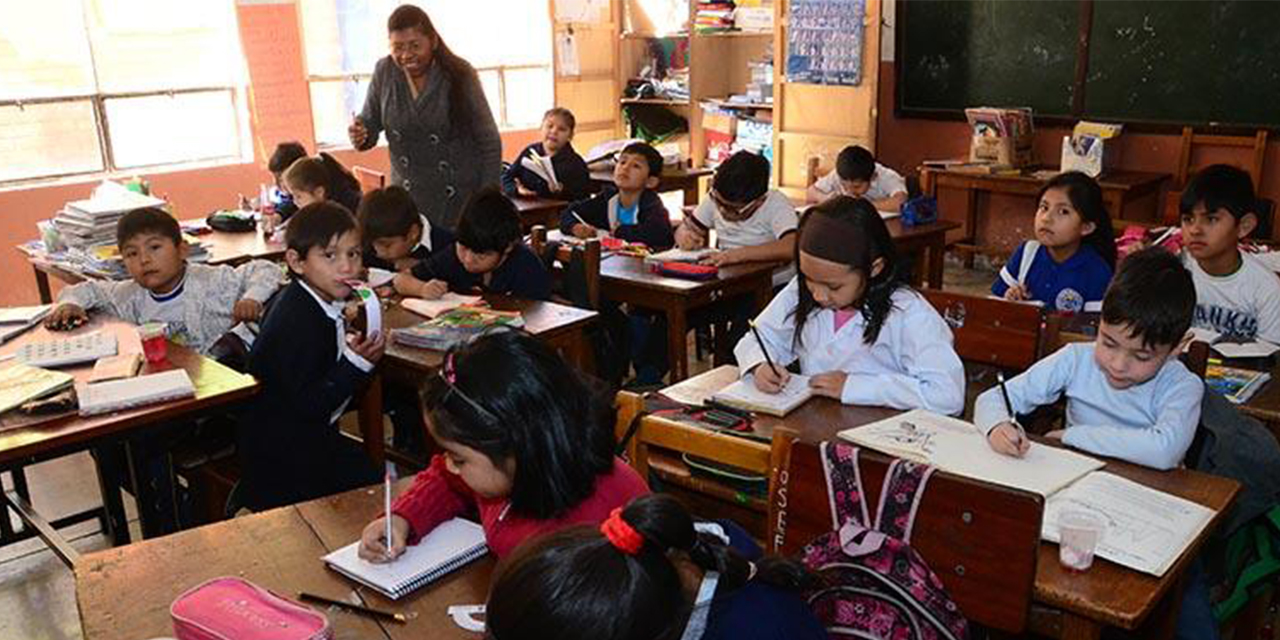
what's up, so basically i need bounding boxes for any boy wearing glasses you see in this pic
[675,150,798,286]
[560,141,674,250]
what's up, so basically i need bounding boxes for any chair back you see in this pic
[530,225,602,309]
[922,290,1046,370]
[353,166,386,193]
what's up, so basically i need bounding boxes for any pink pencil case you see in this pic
[171,576,332,640]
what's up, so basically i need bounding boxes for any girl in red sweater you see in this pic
[358,330,648,560]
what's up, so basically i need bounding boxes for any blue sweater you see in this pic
[991,242,1113,312]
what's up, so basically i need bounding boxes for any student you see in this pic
[978,247,1201,469]
[805,145,908,212]
[486,493,825,640]
[734,196,965,415]
[990,171,1117,312]
[393,187,552,300]
[675,150,797,285]
[357,330,649,560]
[358,185,454,272]
[560,141,673,249]
[265,141,307,222]
[281,155,364,216]
[46,207,282,354]
[503,107,592,201]
[1179,164,1280,344]
[239,202,384,510]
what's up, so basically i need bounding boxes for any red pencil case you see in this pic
[656,261,719,280]
[171,576,332,640]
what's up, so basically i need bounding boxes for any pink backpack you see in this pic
[801,442,969,640]
[171,577,332,640]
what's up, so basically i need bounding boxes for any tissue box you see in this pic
[1060,121,1124,177]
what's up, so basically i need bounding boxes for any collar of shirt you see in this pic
[148,271,188,303]
[297,279,346,322]
[416,214,433,253]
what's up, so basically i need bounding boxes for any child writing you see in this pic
[503,107,591,201]
[357,330,649,560]
[991,171,1117,312]
[239,202,384,510]
[358,185,454,272]
[280,155,364,217]
[560,141,673,249]
[1179,164,1280,344]
[393,187,552,300]
[266,141,308,220]
[978,247,1202,469]
[734,196,965,415]
[805,145,909,212]
[486,493,825,640]
[45,207,282,354]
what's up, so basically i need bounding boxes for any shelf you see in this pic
[701,98,773,111]
[692,30,773,38]
[620,98,691,106]
[621,31,689,40]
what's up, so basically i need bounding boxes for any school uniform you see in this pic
[411,241,552,300]
[734,282,966,415]
[363,214,455,271]
[990,241,1112,312]
[560,188,674,250]
[1183,250,1280,344]
[502,141,592,201]
[239,280,380,511]
[391,455,649,558]
[973,342,1203,470]
[812,163,908,202]
[688,189,798,286]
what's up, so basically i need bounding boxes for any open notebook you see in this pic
[323,518,488,600]
[401,294,484,319]
[711,373,814,417]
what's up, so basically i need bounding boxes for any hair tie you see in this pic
[600,508,644,555]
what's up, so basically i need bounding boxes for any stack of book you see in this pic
[695,1,736,32]
[53,189,168,250]
[391,307,526,351]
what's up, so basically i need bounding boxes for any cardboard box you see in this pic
[965,107,1034,168]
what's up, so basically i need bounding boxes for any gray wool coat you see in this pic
[356,56,502,231]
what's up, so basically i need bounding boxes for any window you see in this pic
[0,1,249,185]
[300,0,553,147]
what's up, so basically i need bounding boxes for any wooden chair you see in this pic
[767,429,1043,634]
[529,225,602,310]
[922,290,1047,371]
[1163,127,1269,227]
[353,166,386,193]
[805,156,824,188]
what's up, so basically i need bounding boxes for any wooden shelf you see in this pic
[620,97,690,106]
[701,97,773,111]
[692,30,773,38]
[621,31,689,40]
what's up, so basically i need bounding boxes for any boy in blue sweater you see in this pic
[560,141,674,250]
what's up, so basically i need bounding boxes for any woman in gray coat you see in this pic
[348,4,502,232]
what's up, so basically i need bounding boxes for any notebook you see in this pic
[322,518,489,600]
[16,331,118,368]
[0,364,74,415]
[401,294,484,319]
[88,353,143,383]
[76,369,196,416]
[0,305,52,325]
[644,247,717,265]
[710,373,814,417]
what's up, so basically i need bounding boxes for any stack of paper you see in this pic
[77,369,195,416]
[0,305,51,344]
[54,188,168,250]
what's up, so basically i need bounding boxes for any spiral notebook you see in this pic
[322,518,489,600]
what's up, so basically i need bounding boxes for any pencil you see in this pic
[995,372,1028,446]
[298,592,407,624]
[384,471,392,560]
[748,319,779,378]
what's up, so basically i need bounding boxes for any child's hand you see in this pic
[1044,429,1065,442]
[358,515,410,563]
[1003,284,1027,302]
[675,224,706,251]
[392,256,418,272]
[752,363,791,394]
[987,422,1031,457]
[809,371,848,399]
[571,223,597,239]
[45,304,88,330]
[348,115,369,148]
[232,298,264,323]
[347,329,386,364]
[703,248,743,267]
[516,182,537,197]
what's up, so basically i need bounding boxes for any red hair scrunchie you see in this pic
[600,507,644,555]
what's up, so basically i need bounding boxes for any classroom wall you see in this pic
[0,2,540,307]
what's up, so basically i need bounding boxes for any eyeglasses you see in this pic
[710,189,767,221]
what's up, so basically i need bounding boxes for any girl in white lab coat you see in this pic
[733,196,965,414]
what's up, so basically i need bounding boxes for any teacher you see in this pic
[349,4,502,231]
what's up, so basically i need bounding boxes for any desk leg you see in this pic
[684,183,699,207]
[963,188,979,269]
[666,306,690,382]
[92,444,132,546]
[1061,613,1103,640]
[125,435,178,539]
[359,374,386,467]
[927,234,947,290]
[34,267,52,305]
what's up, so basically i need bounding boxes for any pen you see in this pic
[298,592,407,624]
[748,319,780,380]
[384,470,392,560]
[996,372,1028,447]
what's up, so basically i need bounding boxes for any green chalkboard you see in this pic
[898,0,1079,116]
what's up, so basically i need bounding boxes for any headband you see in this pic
[600,507,644,555]
[799,204,882,267]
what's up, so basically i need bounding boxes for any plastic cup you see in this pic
[1058,510,1106,572]
[138,323,168,363]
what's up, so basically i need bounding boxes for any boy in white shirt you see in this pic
[806,145,908,213]
[1179,164,1280,345]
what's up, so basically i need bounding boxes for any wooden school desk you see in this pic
[0,316,258,564]
[511,194,570,232]
[76,480,492,640]
[24,220,286,304]
[590,165,715,206]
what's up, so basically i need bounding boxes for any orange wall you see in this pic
[875,60,1280,255]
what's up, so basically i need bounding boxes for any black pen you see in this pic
[298,592,408,624]
[748,319,781,379]
[995,372,1028,447]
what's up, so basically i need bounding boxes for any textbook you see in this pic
[391,307,525,350]
[76,369,195,416]
[0,305,52,325]
[322,518,489,600]
[1205,364,1272,404]
[710,373,814,417]
[0,364,74,416]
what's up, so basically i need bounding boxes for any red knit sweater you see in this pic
[391,454,649,557]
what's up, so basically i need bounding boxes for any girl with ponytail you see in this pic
[732,196,966,414]
[486,494,825,640]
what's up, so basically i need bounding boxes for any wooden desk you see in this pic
[601,255,777,382]
[512,194,570,232]
[884,218,961,289]
[590,165,714,206]
[0,317,258,555]
[75,482,492,640]
[26,220,286,304]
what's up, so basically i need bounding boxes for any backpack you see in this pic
[801,441,969,640]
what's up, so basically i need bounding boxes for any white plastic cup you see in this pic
[1058,510,1106,571]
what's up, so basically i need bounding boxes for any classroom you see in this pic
[2,1,1279,639]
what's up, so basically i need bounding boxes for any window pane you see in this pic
[300,0,393,76]
[0,2,96,100]
[309,78,371,147]
[105,91,241,168]
[416,1,551,69]
[0,100,103,182]
[503,67,553,129]
[477,69,503,127]
[85,0,244,92]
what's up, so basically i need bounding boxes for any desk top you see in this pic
[590,165,714,186]
[511,194,570,213]
[600,254,778,294]
[0,317,257,464]
[929,167,1170,191]
[195,224,286,265]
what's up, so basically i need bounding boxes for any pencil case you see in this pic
[655,261,719,280]
[171,576,333,640]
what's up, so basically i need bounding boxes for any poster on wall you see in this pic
[786,0,866,86]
